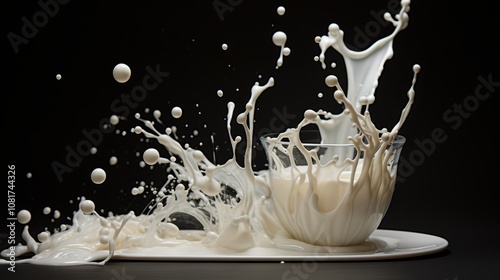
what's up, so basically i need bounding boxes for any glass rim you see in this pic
[260,131,406,148]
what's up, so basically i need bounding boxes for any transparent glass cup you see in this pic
[260,130,406,246]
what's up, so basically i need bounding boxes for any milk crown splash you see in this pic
[1,0,419,265]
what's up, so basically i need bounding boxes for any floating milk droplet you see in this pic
[171,107,183,118]
[331,62,337,68]
[413,64,421,73]
[272,31,287,46]
[56,74,62,80]
[90,147,97,154]
[272,31,287,68]
[110,115,120,125]
[318,92,324,98]
[53,210,61,219]
[18,210,31,224]
[26,172,32,179]
[43,207,51,215]
[113,63,131,83]
[222,43,228,50]
[131,187,139,195]
[80,200,95,214]
[283,47,291,56]
[325,75,338,87]
[109,156,118,165]
[277,6,285,16]
[217,90,224,97]
[91,168,106,184]
[154,110,161,119]
[134,126,142,134]
[143,148,160,165]
[314,36,321,43]
[314,56,319,61]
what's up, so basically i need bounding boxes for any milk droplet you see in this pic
[18,210,31,224]
[43,207,51,215]
[113,63,131,83]
[80,200,95,215]
[283,47,291,56]
[100,236,110,245]
[56,74,62,80]
[217,90,224,97]
[154,110,162,119]
[143,148,160,165]
[53,210,61,219]
[26,172,32,179]
[109,156,118,165]
[164,223,179,237]
[331,62,337,68]
[367,95,375,104]
[222,43,228,50]
[171,107,183,119]
[38,232,50,242]
[413,64,421,73]
[131,187,140,195]
[318,92,324,98]
[90,147,98,154]
[110,115,120,125]
[272,31,287,46]
[359,96,368,105]
[277,6,285,16]
[304,109,318,120]
[91,168,106,184]
[314,36,321,43]
[272,31,287,68]
[325,75,338,87]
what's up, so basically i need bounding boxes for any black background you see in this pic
[2,0,499,279]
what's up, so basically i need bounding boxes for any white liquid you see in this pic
[1,1,419,265]
[113,63,131,83]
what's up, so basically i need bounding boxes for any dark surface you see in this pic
[2,0,499,279]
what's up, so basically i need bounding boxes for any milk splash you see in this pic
[2,0,419,265]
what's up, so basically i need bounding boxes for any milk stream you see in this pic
[2,0,419,265]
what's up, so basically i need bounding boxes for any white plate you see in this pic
[112,229,448,261]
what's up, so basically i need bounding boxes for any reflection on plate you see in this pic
[112,229,448,261]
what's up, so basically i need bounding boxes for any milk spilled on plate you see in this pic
[2,0,419,265]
